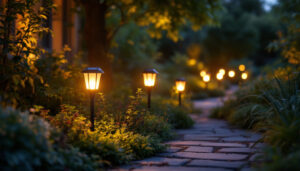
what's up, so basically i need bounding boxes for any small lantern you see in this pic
[203,74,210,90]
[176,78,186,92]
[216,73,224,80]
[241,72,248,80]
[143,69,158,87]
[203,75,210,82]
[219,69,225,75]
[239,64,246,72]
[143,69,158,109]
[200,71,206,77]
[228,70,235,78]
[82,67,104,131]
[175,78,186,106]
[83,67,104,90]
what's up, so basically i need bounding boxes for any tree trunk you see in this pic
[82,1,113,92]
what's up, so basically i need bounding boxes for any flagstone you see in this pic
[184,146,213,153]
[161,152,248,160]
[188,159,247,169]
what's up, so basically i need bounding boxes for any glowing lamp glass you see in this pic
[216,73,224,80]
[228,70,235,77]
[83,67,104,90]
[176,79,186,92]
[143,69,158,87]
[239,64,246,72]
[203,75,210,82]
[219,69,225,75]
[241,72,248,80]
[200,71,206,77]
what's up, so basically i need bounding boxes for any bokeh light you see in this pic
[200,71,206,77]
[239,64,246,72]
[219,69,225,75]
[216,73,224,80]
[241,72,248,80]
[203,75,210,82]
[228,70,235,78]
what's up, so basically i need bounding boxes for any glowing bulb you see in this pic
[219,69,225,75]
[143,69,159,87]
[187,59,196,66]
[228,70,235,78]
[239,64,246,72]
[83,67,104,90]
[241,72,248,80]
[175,79,186,92]
[200,71,206,77]
[203,75,210,82]
[216,73,224,80]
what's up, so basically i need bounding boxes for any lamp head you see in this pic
[143,69,159,87]
[82,67,104,90]
[175,78,186,92]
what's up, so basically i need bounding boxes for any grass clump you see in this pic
[211,69,300,170]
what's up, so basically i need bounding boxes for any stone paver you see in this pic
[167,141,246,147]
[133,157,189,166]
[188,160,246,169]
[218,148,258,153]
[112,86,265,171]
[221,136,261,142]
[129,166,233,171]
[160,152,248,160]
[184,146,213,153]
[184,135,219,141]
[165,146,183,153]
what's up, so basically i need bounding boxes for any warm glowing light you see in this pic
[216,73,224,80]
[83,67,104,90]
[241,72,248,80]
[228,70,235,78]
[187,59,197,66]
[176,78,186,92]
[219,69,225,75]
[200,71,206,77]
[203,75,210,82]
[239,64,246,72]
[143,69,159,87]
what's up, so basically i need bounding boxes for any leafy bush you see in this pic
[150,96,194,129]
[42,104,166,166]
[260,149,300,171]
[0,107,98,171]
[212,69,300,169]
[168,106,195,129]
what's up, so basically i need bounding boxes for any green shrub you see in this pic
[168,106,195,129]
[212,69,300,169]
[149,96,194,129]
[136,114,173,140]
[260,149,300,171]
[45,105,166,166]
[0,107,98,171]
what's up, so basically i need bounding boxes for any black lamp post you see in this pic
[175,78,186,106]
[143,69,158,109]
[82,67,104,131]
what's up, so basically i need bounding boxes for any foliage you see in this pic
[270,0,300,65]
[39,103,167,166]
[0,106,98,171]
[0,0,54,108]
[259,149,300,171]
[150,96,194,129]
[211,68,300,169]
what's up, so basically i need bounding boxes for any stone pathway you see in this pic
[113,87,264,171]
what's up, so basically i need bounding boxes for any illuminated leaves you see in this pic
[106,0,221,42]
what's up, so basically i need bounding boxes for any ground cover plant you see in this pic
[211,67,300,170]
